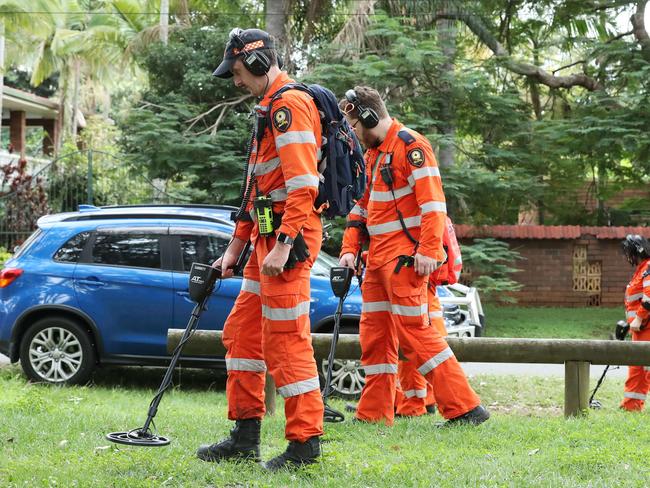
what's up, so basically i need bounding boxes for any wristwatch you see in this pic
[276,232,294,247]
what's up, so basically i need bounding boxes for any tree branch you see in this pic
[631,0,650,61]
[435,9,602,91]
[185,95,252,135]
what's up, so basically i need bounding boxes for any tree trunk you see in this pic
[436,17,456,169]
[265,0,289,67]
[71,58,81,139]
[160,0,169,45]
[0,21,5,149]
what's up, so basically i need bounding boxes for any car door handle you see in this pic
[78,278,106,287]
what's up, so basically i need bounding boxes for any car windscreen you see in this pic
[312,251,339,277]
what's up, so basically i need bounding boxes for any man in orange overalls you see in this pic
[197,28,323,471]
[620,234,650,411]
[338,86,489,426]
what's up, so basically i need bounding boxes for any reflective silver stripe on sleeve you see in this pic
[420,201,447,215]
[391,303,428,317]
[627,311,637,319]
[350,205,368,218]
[403,388,428,399]
[367,216,421,236]
[362,301,391,313]
[370,185,413,202]
[645,366,650,372]
[643,295,650,302]
[262,301,311,321]
[226,358,267,372]
[249,157,280,176]
[241,278,260,295]
[644,280,650,288]
[277,376,320,398]
[429,310,444,319]
[624,391,647,401]
[286,174,320,192]
[363,363,398,375]
[418,347,454,375]
[269,187,288,202]
[407,166,441,187]
[627,292,643,301]
[275,131,317,149]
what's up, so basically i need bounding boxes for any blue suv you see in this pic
[0,205,363,386]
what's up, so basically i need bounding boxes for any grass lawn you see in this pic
[484,306,623,339]
[1,364,649,487]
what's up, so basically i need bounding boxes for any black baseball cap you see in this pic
[213,28,276,78]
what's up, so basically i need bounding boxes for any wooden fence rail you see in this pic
[167,331,650,418]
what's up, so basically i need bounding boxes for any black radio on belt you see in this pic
[254,195,274,236]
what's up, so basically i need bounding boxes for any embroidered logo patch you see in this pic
[273,107,292,133]
[407,148,425,167]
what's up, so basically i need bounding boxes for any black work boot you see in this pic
[196,419,261,462]
[442,405,490,427]
[262,436,321,471]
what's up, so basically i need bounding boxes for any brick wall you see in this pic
[459,237,633,307]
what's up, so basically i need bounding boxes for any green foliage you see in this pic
[0,247,12,266]
[461,238,523,303]
[119,25,251,204]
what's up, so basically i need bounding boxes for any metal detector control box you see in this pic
[330,266,354,298]
[189,263,220,303]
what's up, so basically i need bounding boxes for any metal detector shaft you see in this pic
[140,298,207,434]
[323,296,345,401]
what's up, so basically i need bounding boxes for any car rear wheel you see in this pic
[19,317,96,385]
[321,358,366,399]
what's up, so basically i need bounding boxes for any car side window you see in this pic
[179,234,229,271]
[92,232,162,269]
[53,231,91,263]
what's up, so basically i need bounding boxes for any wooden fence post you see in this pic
[264,372,276,416]
[564,361,590,418]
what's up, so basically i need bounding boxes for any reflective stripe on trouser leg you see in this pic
[356,268,399,425]
[223,253,266,420]
[621,365,650,411]
[621,330,650,411]
[260,236,324,442]
[391,265,480,420]
[395,359,428,416]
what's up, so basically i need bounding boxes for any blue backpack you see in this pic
[268,83,366,218]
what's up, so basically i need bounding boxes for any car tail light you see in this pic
[0,268,23,288]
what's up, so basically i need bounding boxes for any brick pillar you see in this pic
[42,118,58,156]
[9,110,26,156]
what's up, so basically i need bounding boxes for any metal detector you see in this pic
[106,262,223,446]
[589,320,630,409]
[322,252,363,423]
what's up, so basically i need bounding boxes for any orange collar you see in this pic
[260,72,294,106]
[376,118,403,153]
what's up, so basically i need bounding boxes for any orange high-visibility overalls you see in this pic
[341,119,480,424]
[621,258,650,411]
[395,283,446,416]
[222,72,324,441]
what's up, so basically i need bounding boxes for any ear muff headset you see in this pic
[345,89,380,129]
[230,29,272,76]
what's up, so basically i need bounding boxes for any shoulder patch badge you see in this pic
[407,147,425,168]
[273,107,292,133]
